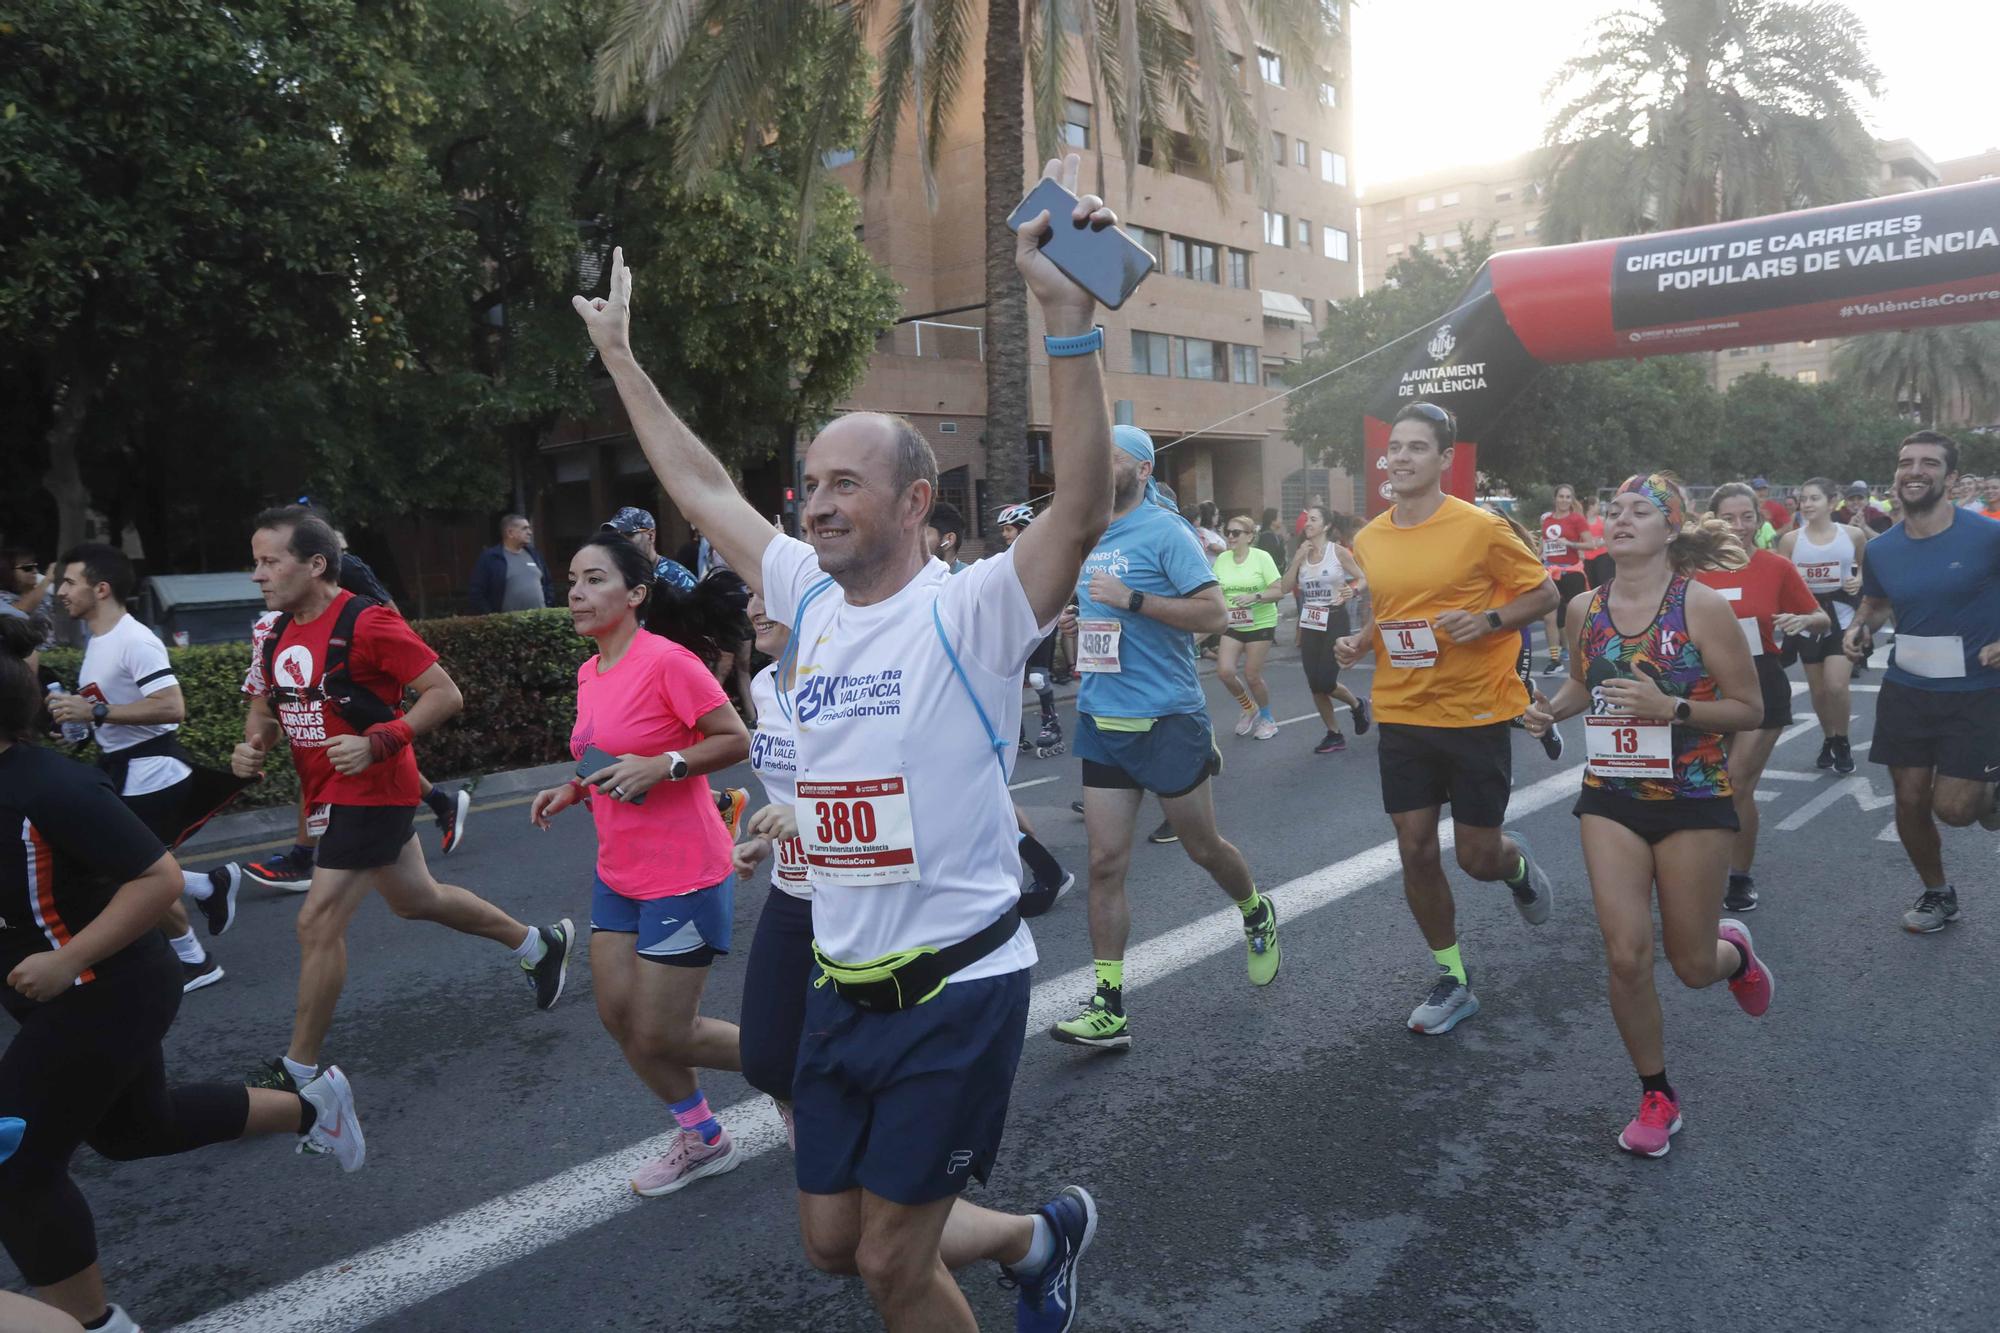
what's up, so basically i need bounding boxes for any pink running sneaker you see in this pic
[1233,707,1256,737]
[631,1126,740,1198]
[1718,918,1774,1018]
[1617,1090,1683,1158]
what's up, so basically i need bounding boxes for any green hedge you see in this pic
[43,610,590,809]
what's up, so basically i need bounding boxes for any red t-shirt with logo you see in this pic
[1762,499,1792,533]
[1696,550,1819,655]
[253,591,437,806]
[1539,510,1587,573]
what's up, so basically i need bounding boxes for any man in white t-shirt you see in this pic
[575,154,1116,1332]
[45,544,243,992]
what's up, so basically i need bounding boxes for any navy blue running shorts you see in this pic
[1075,712,1219,798]
[793,967,1030,1205]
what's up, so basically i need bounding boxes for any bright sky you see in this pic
[1351,0,2000,193]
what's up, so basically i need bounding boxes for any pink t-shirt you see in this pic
[571,630,733,899]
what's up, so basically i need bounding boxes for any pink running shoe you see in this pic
[631,1126,740,1198]
[1617,1090,1683,1158]
[1233,708,1256,737]
[1718,918,1774,1018]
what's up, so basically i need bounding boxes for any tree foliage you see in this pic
[1540,0,1880,242]
[1831,324,2000,429]
[1,0,897,570]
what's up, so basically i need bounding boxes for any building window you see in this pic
[1227,248,1251,288]
[1296,218,1312,250]
[1758,344,1776,352]
[1321,0,1343,26]
[1062,98,1091,148]
[1177,336,1222,381]
[1262,210,1289,246]
[1441,190,1461,207]
[1300,297,1316,322]
[1133,227,1165,265]
[1494,224,1515,240]
[821,148,857,168]
[1728,347,1748,357]
[1423,234,1440,251]
[1417,196,1436,213]
[1171,237,1218,283]
[1294,138,1309,168]
[1442,232,1461,248]
[1797,369,1819,384]
[1130,330,1171,376]
[1386,242,1405,255]
[1318,81,1338,107]
[1386,209,1402,222]
[1257,47,1283,85]
[1320,149,1347,186]
[1494,187,1514,202]
[1270,130,1286,166]
[1322,226,1350,261]
[1230,344,1257,383]
[1525,218,1540,234]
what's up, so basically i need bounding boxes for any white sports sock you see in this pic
[510,927,548,965]
[282,1056,319,1088]
[181,869,214,901]
[167,928,205,965]
[1016,1214,1055,1276]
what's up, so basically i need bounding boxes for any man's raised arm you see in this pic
[574,247,776,587]
[1008,155,1116,624]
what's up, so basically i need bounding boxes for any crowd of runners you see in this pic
[3,155,1999,1333]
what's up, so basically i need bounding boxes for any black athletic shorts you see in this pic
[120,779,202,847]
[1377,722,1514,827]
[1550,570,1587,626]
[1754,655,1794,730]
[314,804,418,870]
[1224,626,1276,645]
[1572,784,1740,844]
[1299,609,1352,696]
[1789,595,1855,665]
[1869,681,2000,781]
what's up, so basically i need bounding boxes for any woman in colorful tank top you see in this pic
[1522,473,1772,1162]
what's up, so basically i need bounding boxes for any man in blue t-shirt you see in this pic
[1845,430,2000,934]
[1049,425,1278,1050]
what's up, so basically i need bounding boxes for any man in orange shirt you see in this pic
[1981,474,2000,522]
[1336,402,1560,1034]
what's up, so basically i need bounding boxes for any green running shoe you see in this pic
[1051,987,1131,1050]
[1244,895,1280,986]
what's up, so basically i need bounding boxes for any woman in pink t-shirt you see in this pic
[530,533,750,1198]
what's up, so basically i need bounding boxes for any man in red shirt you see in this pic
[231,508,573,1094]
[1752,478,1793,542]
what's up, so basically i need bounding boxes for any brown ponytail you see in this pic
[1667,516,1748,574]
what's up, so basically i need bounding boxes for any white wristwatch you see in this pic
[664,751,690,781]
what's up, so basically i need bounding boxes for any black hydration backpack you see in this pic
[261,595,400,730]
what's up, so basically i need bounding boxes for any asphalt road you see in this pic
[8,639,1997,1333]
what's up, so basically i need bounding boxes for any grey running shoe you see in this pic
[1903,887,1960,934]
[1408,970,1480,1034]
[1502,830,1553,926]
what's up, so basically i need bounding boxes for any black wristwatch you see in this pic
[1127,590,1146,614]
[91,700,109,726]
[664,751,690,781]
[1672,700,1693,724]
[1484,610,1503,632]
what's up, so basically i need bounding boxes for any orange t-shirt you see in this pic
[1352,496,1552,727]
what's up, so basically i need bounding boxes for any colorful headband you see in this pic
[1617,473,1684,529]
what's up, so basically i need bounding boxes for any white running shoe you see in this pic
[98,1305,142,1333]
[1253,718,1279,740]
[1233,709,1256,737]
[298,1065,366,1173]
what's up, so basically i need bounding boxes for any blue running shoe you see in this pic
[1003,1184,1098,1332]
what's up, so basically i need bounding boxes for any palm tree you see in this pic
[1539,0,1881,242]
[593,0,1333,517]
[1835,325,2000,428]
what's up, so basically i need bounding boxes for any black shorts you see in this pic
[314,804,418,870]
[1754,655,1794,730]
[1377,722,1514,827]
[1573,784,1740,844]
[1870,681,2000,781]
[120,779,203,847]
[1299,610,1352,695]
[1789,594,1855,665]
[1224,626,1276,645]
[1550,570,1587,626]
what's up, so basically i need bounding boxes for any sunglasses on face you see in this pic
[1226,528,1252,538]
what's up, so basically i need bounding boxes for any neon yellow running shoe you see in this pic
[1243,895,1281,986]
[1050,987,1131,1050]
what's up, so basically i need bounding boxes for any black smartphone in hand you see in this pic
[576,744,646,804]
[1006,177,1156,310]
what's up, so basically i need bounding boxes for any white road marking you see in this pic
[1007,775,1060,792]
[170,760,1594,1333]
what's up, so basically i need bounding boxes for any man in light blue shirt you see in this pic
[1051,426,1279,1051]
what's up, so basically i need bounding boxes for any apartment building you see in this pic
[824,5,1362,544]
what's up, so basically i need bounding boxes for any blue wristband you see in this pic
[1044,326,1104,358]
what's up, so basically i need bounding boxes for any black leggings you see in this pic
[738,887,816,1104]
[0,941,248,1286]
